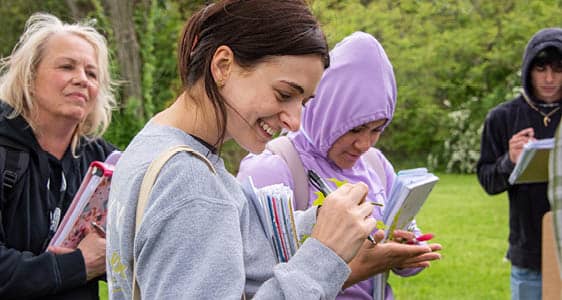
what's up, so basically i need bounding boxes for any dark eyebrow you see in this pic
[280,80,304,94]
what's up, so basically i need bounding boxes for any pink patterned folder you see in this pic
[48,151,120,249]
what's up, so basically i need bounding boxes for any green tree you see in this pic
[313,0,562,172]
[2,0,561,173]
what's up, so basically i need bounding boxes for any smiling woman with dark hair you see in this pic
[106,1,379,299]
[238,31,443,300]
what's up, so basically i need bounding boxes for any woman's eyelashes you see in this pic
[276,90,292,102]
[350,126,383,134]
[275,89,312,107]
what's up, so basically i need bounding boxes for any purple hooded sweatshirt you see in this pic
[238,32,423,300]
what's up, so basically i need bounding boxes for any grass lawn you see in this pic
[388,173,510,299]
[100,173,511,299]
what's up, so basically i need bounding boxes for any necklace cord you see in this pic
[521,89,561,127]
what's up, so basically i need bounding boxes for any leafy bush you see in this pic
[429,71,521,173]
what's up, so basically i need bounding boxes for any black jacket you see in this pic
[0,102,115,299]
[477,28,562,271]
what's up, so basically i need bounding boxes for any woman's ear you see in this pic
[210,45,234,88]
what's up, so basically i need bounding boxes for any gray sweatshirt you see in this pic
[106,122,350,299]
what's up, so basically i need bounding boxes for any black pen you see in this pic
[307,170,377,245]
[91,222,106,238]
[307,170,383,207]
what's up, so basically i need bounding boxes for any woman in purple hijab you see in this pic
[238,32,441,299]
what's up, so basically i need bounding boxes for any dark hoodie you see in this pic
[0,101,115,299]
[477,28,562,271]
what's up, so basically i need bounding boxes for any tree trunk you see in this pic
[65,0,93,20]
[102,0,143,115]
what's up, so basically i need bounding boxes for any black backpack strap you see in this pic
[0,138,29,195]
[0,146,5,240]
[2,148,29,192]
[0,140,30,240]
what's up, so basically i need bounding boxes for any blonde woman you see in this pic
[0,13,116,299]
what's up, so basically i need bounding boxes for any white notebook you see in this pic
[383,168,439,240]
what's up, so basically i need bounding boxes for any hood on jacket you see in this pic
[521,27,562,101]
[0,101,40,152]
[296,31,397,157]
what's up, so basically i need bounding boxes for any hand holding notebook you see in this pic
[48,150,121,249]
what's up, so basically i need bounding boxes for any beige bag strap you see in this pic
[266,136,309,210]
[363,148,387,190]
[131,145,216,300]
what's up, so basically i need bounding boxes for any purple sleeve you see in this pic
[237,150,295,190]
[392,265,424,277]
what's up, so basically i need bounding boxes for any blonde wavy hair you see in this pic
[0,13,115,152]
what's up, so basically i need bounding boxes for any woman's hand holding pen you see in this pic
[49,225,107,281]
[312,182,378,263]
[48,231,106,281]
[77,227,107,281]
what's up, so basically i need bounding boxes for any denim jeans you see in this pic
[511,265,542,300]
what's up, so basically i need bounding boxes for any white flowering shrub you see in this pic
[444,109,482,173]
[429,73,521,174]
[428,108,482,173]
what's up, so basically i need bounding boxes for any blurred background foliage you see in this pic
[1,0,561,173]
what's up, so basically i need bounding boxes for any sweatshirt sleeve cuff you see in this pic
[392,266,424,277]
[498,153,515,176]
[54,249,87,290]
[274,237,350,298]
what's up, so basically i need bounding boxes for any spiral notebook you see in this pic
[48,151,121,248]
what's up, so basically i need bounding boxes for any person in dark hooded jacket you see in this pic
[0,13,116,299]
[477,27,562,299]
